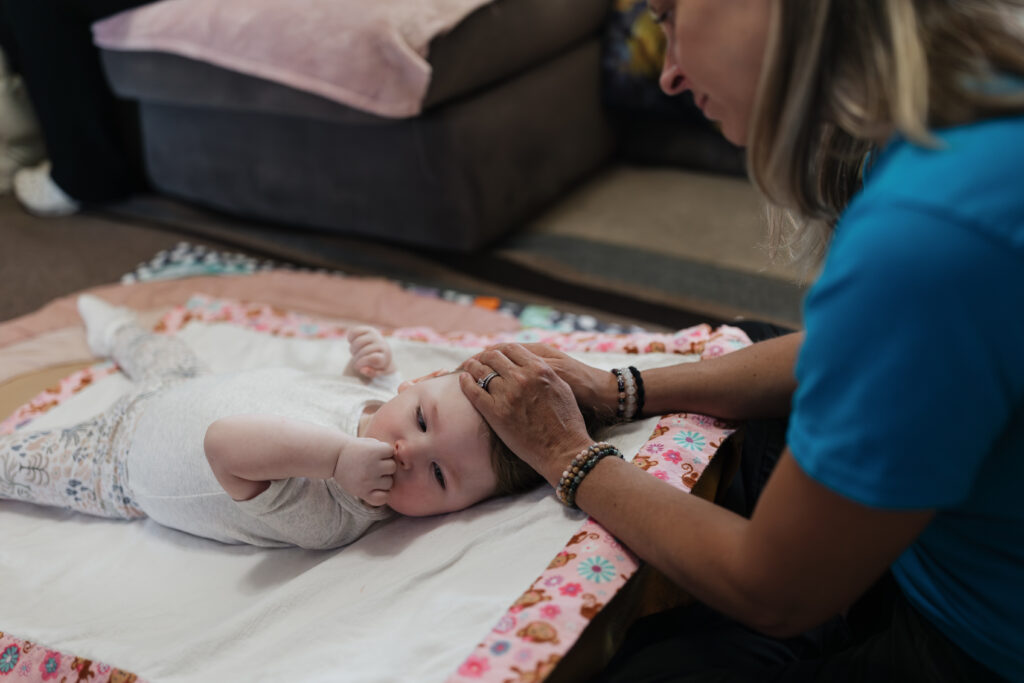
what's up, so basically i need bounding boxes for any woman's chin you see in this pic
[718,118,748,147]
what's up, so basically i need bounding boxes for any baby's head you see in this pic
[362,372,543,517]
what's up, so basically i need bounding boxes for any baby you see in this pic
[0,295,541,549]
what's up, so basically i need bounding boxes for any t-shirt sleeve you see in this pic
[235,477,392,549]
[787,201,1019,509]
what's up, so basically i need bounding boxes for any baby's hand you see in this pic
[333,437,396,507]
[346,326,396,379]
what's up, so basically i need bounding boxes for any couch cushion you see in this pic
[96,0,609,121]
[131,41,614,250]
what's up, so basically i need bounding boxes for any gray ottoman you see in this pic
[100,0,614,250]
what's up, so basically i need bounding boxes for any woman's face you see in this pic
[650,0,772,146]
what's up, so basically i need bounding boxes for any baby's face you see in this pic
[364,374,497,517]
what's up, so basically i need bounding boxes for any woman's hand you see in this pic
[459,344,596,486]
[334,437,396,507]
[518,343,619,420]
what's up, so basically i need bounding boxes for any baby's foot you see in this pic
[13,161,80,217]
[77,294,138,358]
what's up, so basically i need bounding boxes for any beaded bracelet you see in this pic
[611,368,638,421]
[627,365,646,418]
[556,442,624,509]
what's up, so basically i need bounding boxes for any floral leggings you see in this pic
[0,325,205,519]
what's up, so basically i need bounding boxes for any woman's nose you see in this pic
[659,61,687,96]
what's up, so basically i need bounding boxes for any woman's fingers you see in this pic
[459,369,495,411]
[461,357,494,382]
[475,347,519,376]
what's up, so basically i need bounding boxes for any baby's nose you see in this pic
[393,442,411,470]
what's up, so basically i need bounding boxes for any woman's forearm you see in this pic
[642,332,803,419]
[574,456,759,622]
[571,448,933,638]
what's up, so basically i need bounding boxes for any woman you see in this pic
[460,1,1024,680]
[0,0,155,216]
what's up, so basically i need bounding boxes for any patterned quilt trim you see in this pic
[123,242,649,334]
[3,294,750,683]
[0,363,116,435]
[0,633,145,682]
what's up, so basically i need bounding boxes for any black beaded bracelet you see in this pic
[556,442,624,509]
[628,366,646,418]
[611,368,627,420]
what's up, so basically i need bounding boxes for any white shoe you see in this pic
[13,161,80,217]
[0,50,45,194]
[77,294,139,358]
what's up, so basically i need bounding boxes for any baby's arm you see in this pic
[204,415,396,506]
[344,326,397,380]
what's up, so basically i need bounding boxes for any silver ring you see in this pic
[477,371,499,391]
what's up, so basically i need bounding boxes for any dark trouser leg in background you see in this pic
[0,0,152,202]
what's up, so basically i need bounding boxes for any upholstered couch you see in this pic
[96,0,614,251]
[96,0,741,251]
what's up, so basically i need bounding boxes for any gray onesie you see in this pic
[0,325,396,549]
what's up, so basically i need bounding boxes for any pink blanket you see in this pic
[92,0,496,117]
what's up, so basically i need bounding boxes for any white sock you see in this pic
[77,294,138,357]
[13,161,80,217]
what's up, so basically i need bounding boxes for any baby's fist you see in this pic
[346,326,396,379]
[334,437,396,507]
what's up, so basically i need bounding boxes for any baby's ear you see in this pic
[397,369,448,393]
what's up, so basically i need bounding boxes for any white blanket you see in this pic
[0,323,694,682]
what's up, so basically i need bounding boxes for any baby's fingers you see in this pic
[374,457,398,476]
[363,489,390,507]
[358,351,390,372]
[346,325,377,342]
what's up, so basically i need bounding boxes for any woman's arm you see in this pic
[460,344,933,636]
[574,450,933,636]
[204,415,395,505]
[524,331,803,421]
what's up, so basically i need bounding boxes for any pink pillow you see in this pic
[93,0,495,118]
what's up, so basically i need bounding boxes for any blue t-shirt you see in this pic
[788,115,1024,681]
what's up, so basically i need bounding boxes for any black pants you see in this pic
[596,320,1004,682]
[596,572,1004,682]
[0,0,153,201]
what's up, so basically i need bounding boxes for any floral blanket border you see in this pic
[1,294,750,683]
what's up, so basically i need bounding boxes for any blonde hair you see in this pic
[748,0,1024,267]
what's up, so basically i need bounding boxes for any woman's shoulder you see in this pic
[853,114,1024,243]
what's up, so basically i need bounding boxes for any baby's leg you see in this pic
[78,294,205,383]
[0,401,144,519]
[109,324,205,384]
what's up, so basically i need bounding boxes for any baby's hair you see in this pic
[487,407,603,498]
[489,435,544,497]
[435,366,604,498]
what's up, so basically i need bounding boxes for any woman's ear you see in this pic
[397,368,447,393]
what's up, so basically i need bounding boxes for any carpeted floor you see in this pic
[1,164,809,330]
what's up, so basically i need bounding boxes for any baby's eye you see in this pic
[416,406,427,432]
[432,462,446,490]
